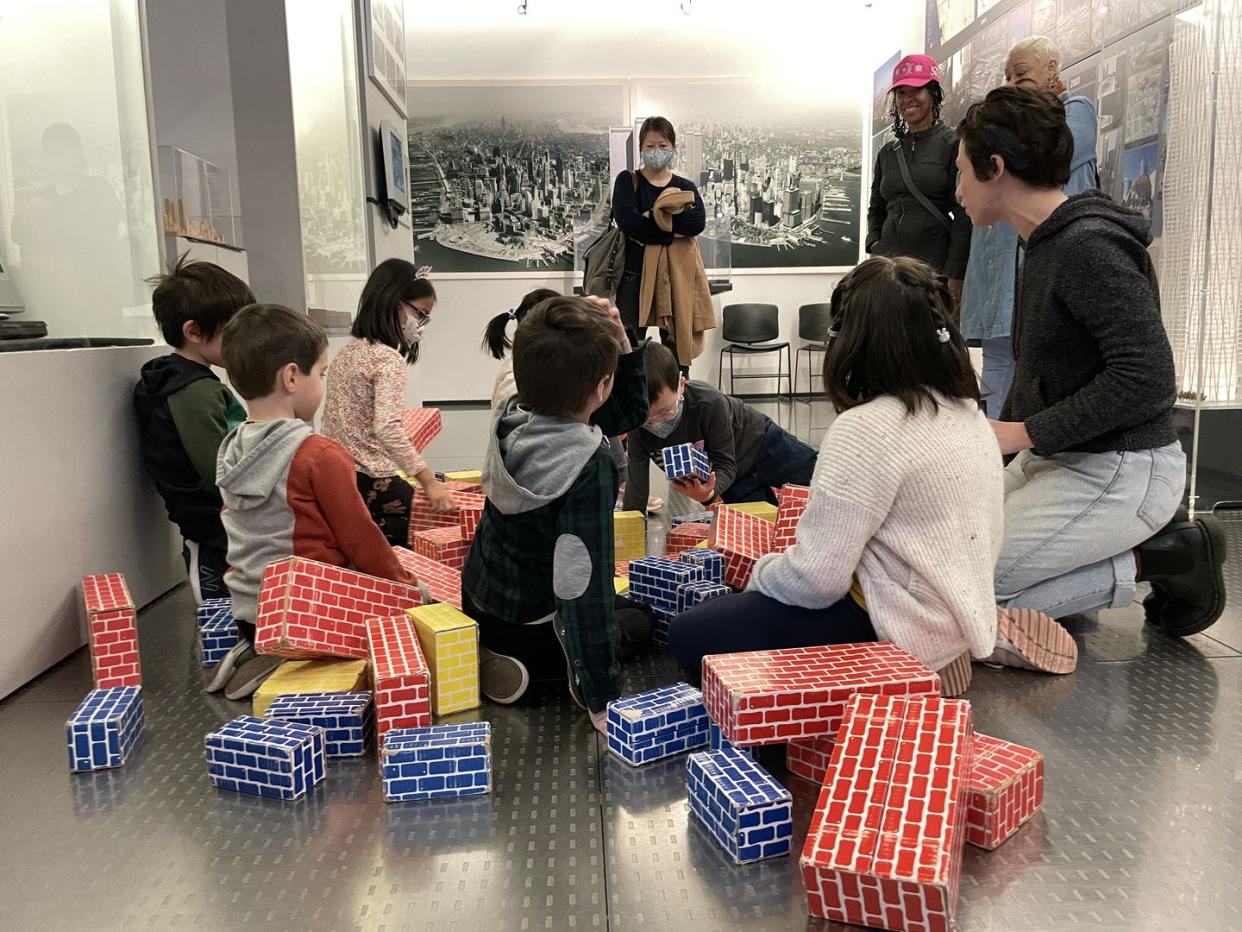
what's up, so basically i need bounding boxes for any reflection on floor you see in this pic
[2,398,1240,931]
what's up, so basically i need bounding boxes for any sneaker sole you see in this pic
[990,608,1078,674]
[1156,517,1229,638]
[205,640,251,693]
[936,651,972,697]
[552,618,588,711]
[223,656,283,700]
[479,649,530,705]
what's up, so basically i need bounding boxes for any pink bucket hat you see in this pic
[891,54,942,90]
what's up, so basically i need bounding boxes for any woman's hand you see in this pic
[671,472,717,503]
[989,420,1033,455]
[947,278,964,305]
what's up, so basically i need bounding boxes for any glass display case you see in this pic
[157,146,239,247]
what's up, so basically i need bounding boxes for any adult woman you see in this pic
[955,86,1226,636]
[867,55,971,304]
[960,36,1099,417]
[611,116,708,361]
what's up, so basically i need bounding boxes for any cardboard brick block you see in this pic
[367,614,432,743]
[966,733,1044,850]
[607,682,710,766]
[786,736,837,785]
[204,715,326,801]
[411,525,473,571]
[442,469,483,493]
[712,506,774,590]
[628,557,705,642]
[662,442,711,482]
[401,407,442,453]
[800,694,974,931]
[394,547,462,611]
[264,691,373,757]
[680,547,725,585]
[255,556,424,660]
[702,642,941,746]
[200,610,239,667]
[66,686,144,773]
[81,573,141,688]
[687,748,792,864]
[614,510,647,563]
[773,484,811,553]
[666,522,713,558]
[251,657,370,716]
[409,487,487,535]
[716,500,777,523]
[614,576,630,595]
[676,580,730,615]
[709,721,752,758]
[407,603,480,716]
[197,598,232,629]
[459,496,485,541]
[672,510,716,527]
[614,560,631,578]
[381,722,491,802]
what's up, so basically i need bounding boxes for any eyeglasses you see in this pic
[405,303,433,325]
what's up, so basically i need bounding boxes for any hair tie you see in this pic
[936,327,951,344]
[506,307,518,321]
[414,265,433,280]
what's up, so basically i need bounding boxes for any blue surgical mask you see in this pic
[642,148,675,171]
[646,395,684,438]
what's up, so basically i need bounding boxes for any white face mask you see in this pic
[401,314,427,346]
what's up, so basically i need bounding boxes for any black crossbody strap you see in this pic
[894,142,951,233]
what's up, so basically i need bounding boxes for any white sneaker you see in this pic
[206,638,251,693]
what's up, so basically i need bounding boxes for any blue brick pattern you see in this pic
[671,511,715,527]
[676,580,730,615]
[708,721,752,757]
[66,686,144,773]
[661,443,712,482]
[264,692,373,757]
[200,611,239,667]
[204,715,326,800]
[628,557,706,644]
[607,683,710,766]
[382,722,491,802]
[680,548,725,586]
[197,598,232,630]
[685,748,793,863]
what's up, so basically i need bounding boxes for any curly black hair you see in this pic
[888,81,944,139]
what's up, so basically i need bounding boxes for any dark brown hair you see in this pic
[644,340,681,404]
[512,296,619,417]
[957,86,1072,188]
[639,116,676,148]
[481,288,560,360]
[888,81,944,139]
[353,258,436,365]
[824,257,980,415]
[148,252,255,347]
[222,304,328,400]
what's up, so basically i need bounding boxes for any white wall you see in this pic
[0,346,184,699]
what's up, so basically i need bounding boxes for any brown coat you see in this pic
[639,190,716,364]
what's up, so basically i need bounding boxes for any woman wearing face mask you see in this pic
[611,116,709,360]
[866,55,972,307]
[321,259,454,546]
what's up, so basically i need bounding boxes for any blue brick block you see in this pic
[382,722,491,802]
[679,548,725,586]
[661,443,712,482]
[671,511,716,527]
[66,686,144,773]
[200,610,239,668]
[264,691,373,757]
[629,557,706,645]
[685,748,792,864]
[676,580,730,615]
[607,683,710,767]
[708,722,752,758]
[197,598,232,630]
[204,715,326,800]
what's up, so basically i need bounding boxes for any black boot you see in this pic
[1140,505,1189,618]
[1139,514,1228,637]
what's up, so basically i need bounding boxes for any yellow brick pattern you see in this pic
[614,510,647,562]
[252,658,370,715]
[407,604,480,715]
[444,470,483,487]
[721,502,778,523]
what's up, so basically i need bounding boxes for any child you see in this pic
[321,259,453,546]
[462,295,649,731]
[622,341,818,510]
[669,257,1076,688]
[134,255,253,605]
[213,304,418,699]
[481,287,559,408]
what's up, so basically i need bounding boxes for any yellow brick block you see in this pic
[444,469,484,488]
[614,510,647,562]
[407,603,480,715]
[252,658,370,715]
[614,576,629,595]
[722,502,777,523]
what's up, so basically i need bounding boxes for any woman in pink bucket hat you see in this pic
[866,53,971,309]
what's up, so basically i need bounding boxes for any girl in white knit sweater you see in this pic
[669,256,1075,689]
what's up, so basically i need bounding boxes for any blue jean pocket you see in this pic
[1136,446,1187,532]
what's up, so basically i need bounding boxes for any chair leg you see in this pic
[793,348,800,401]
[718,347,725,392]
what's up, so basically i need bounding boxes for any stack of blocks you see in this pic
[613,510,647,563]
[676,579,730,615]
[712,506,774,590]
[662,442,712,482]
[199,603,239,667]
[800,694,973,930]
[252,658,369,715]
[196,598,232,630]
[607,682,710,766]
[407,603,480,715]
[255,556,425,659]
[66,686,144,773]
[786,736,837,785]
[686,748,793,863]
[411,525,473,570]
[672,511,715,527]
[401,407,442,454]
[381,722,491,802]
[680,548,725,585]
[204,715,326,800]
[666,522,713,558]
[409,488,487,535]
[965,734,1044,850]
[627,557,705,643]
[394,547,462,610]
[264,692,373,757]
[442,469,483,493]
[366,614,432,745]
[81,573,141,688]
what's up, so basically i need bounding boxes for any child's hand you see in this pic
[583,295,632,355]
[589,709,608,735]
[425,479,456,513]
[671,471,717,503]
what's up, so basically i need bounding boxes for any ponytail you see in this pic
[480,287,560,360]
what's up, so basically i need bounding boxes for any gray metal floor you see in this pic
[3,399,1241,932]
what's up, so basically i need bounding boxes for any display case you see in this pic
[157,146,239,248]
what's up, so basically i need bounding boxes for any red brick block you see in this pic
[82,573,141,688]
[712,505,774,589]
[965,733,1044,850]
[366,614,431,742]
[702,642,940,746]
[666,522,712,558]
[401,407,442,454]
[773,484,811,553]
[255,556,425,660]
[411,525,473,571]
[409,488,488,535]
[801,694,974,931]
[614,561,631,579]
[394,547,462,611]
[786,735,836,785]
[459,495,485,541]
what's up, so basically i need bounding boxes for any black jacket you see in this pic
[867,122,971,279]
[1003,191,1177,456]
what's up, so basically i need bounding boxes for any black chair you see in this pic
[717,303,792,399]
[793,303,834,403]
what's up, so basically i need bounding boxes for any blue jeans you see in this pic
[996,443,1186,618]
[981,336,1015,419]
[722,418,819,504]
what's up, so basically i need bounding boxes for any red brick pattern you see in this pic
[786,736,837,785]
[965,733,1044,850]
[458,496,484,541]
[712,505,774,589]
[82,573,141,688]
[366,614,432,741]
[411,525,473,571]
[666,522,712,558]
[394,547,462,610]
[773,484,811,553]
[401,407,442,454]
[702,642,941,746]
[800,694,974,931]
[255,557,425,660]
[409,488,488,536]
[614,561,631,579]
